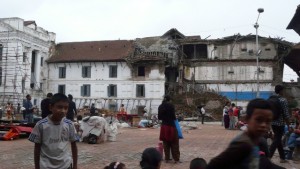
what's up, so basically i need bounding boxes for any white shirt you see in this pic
[201,107,205,115]
[28,117,77,169]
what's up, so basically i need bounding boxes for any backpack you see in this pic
[267,95,283,120]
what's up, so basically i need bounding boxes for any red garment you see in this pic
[228,108,234,116]
[159,125,176,142]
[233,108,239,117]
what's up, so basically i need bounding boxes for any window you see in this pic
[40,83,43,90]
[109,65,117,78]
[136,84,145,97]
[82,66,91,78]
[58,85,65,94]
[22,79,25,93]
[23,52,27,62]
[107,84,117,97]
[241,48,247,52]
[59,67,66,78]
[138,66,145,76]
[31,51,36,73]
[40,57,44,67]
[81,84,91,96]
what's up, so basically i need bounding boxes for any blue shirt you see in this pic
[23,99,33,114]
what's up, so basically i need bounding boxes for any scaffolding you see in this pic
[0,43,44,107]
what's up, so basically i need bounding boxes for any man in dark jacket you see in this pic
[90,103,96,116]
[158,95,181,163]
[40,93,53,118]
[66,94,77,121]
[269,85,290,163]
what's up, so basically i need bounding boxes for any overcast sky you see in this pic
[1,0,299,81]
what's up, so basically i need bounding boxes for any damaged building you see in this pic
[0,17,55,106]
[179,33,292,107]
[46,28,293,113]
[0,17,294,114]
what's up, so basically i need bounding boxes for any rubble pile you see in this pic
[173,92,230,121]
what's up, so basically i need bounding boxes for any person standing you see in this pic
[228,103,235,130]
[23,94,34,123]
[28,93,78,169]
[158,95,181,163]
[66,94,77,121]
[223,102,230,129]
[90,103,96,116]
[6,102,13,120]
[41,93,53,118]
[0,106,3,120]
[197,105,206,124]
[233,105,239,129]
[268,85,290,163]
[17,103,21,114]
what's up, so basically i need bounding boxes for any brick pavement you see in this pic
[0,123,298,169]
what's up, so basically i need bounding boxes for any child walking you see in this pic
[207,98,277,169]
[28,93,78,169]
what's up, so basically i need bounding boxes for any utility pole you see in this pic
[254,8,264,98]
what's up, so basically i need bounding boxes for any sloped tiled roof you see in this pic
[47,40,134,63]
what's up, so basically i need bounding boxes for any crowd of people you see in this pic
[22,84,300,168]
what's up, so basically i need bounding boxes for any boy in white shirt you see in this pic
[28,93,78,169]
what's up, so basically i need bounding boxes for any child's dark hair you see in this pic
[140,147,162,169]
[275,85,284,94]
[50,93,69,105]
[246,98,272,119]
[77,115,83,121]
[103,162,125,169]
[190,157,207,169]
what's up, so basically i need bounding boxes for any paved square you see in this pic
[0,123,298,169]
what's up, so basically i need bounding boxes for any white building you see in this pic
[47,40,167,115]
[0,17,55,106]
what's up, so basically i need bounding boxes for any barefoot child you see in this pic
[28,93,78,169]
[207,98,274,169]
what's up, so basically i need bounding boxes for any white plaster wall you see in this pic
[47,62,165,114]
[1,18,24,31]
[214,41,277,60]
[48,63,165,98]
[203,83,273,93]
[185,64,273,81]
[148,65,164,79]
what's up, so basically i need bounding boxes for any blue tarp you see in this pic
[219,91,273,101]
